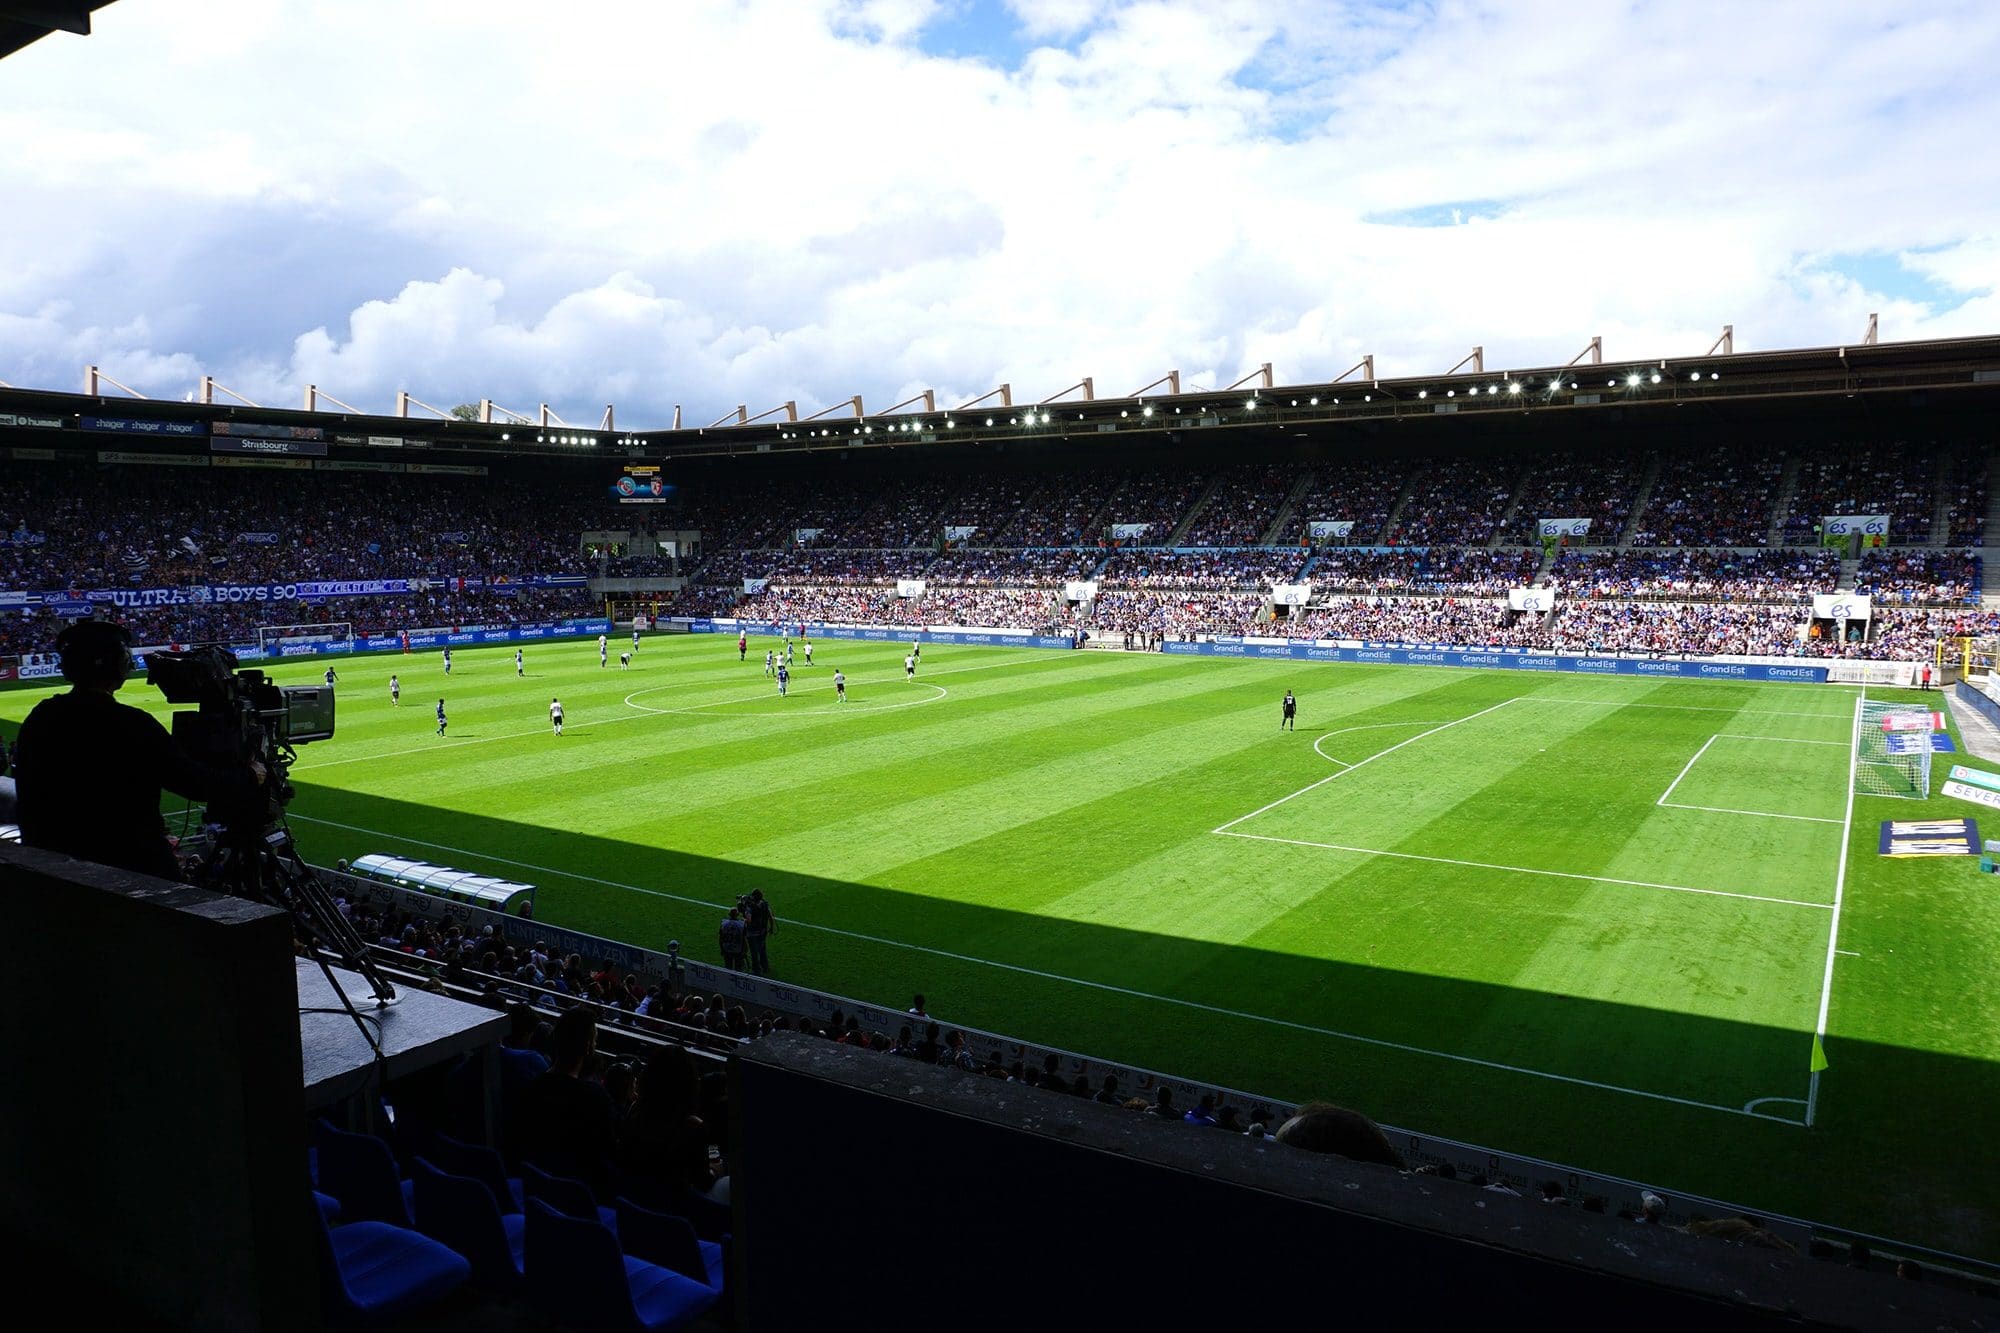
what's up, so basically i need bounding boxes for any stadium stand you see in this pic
[1625,445,1787,547]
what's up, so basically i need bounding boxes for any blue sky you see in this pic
[0,0,1995,424]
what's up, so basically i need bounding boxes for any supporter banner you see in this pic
[295,579,414,598]
[81,415,207,437]
[406,462,488,475]
[213,455,314,470]
[1270,582,1312,606]
[0,661,14,681]
[95,450,207,466]
[1823,514,1889,537]
[0,412,65,429]
[316,459,407,473]
[1537,517,1592,538]
[895,579,927,598]
[1508,588,1559,612]
[525,574,589,587]
[793,528,823,545]
[0,590,38,607]
[1062,580,1099,602]
[1811,593,1871,621]
[1308,520,1355,541]
[1109,523,1150,540]
[235,531,281,544]
[210,434,328,457]
[943,525,977,542]
[4,446,59,459]
[742,578,768,594]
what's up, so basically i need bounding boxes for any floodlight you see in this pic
[1418,390,1428,399]
[1142,406,1154,417]
[1626,373,1641,386]
[1508,382,1521,394]
[1649,372,1661,384]
[1040,412,1050,424]
[1308,397,1318,406]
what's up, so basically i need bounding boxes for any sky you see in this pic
[0,0,1996,428]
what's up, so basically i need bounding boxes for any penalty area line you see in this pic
[287,811,1788,1126]
[1213,830,1832,910]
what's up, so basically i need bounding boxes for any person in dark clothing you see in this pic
[620,1047,713,1201]
[743,889,777,974]
[718,908,747,970]
[13,622,260,881]
[512,1008,618,1196]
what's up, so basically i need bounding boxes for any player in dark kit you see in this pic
[436,698,448,736]
[738,630,747,661]
[1281,690,1296,731]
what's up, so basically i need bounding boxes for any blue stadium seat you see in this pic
[524,1199,719,1332]
[522,1160,618,1233]
[314,1120,414,1227]
[410,1157,525,1292]
[426,1130,523,1214]
[614,1196,726,1296]
[309,1193,469,1323]
[314,1190,342,1223]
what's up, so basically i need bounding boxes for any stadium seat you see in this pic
[615,1196,726,1294]
[524,1199,720,1331]
[426,1130,524,1214]
[314,1120,414,1227]
[309,1193,470,1323]
[410,1157,525,1292]
[522,1159,618,1233]
[314,1190,342,1223]
[621,1178,732,1243]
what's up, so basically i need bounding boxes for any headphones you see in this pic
[55,620,135,683]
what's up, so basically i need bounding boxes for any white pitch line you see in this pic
[287,812,1788,1125]
[1717,735,1846,746]
[293,650,1060,772]
[1213,830,1833,910]
[1807,694,1864,1127]
[1213,698,1519,834]
[1311,720,1452,769]
[1656,735,1720,807]
[1657,802,1843,825]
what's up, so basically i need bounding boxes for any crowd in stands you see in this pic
[1780,443,1937,545]
[1940,449,1988,544]
[1282,598,1539,646]
[1097,548,1305,591]
[1507,454,1643,544]
[923,547,1097,584]
[1627,446,1785,546]
[1179,464,1293,547]
[0,586,597,655]
[0,464,600,590]
[839,479,956,549]
[1274,458,1408,546]
[1311,547,1537,594]
[940,475,1043,545]
[1546,547,1838,601]
[1001,472,1122,547]
[1388,459,1524,545]
[1854,548,1981,604]
[1548,603,1807,656]
[1100,467,1211,542]
[733,583,1059,630]
[1087,590,1264,638]
[754,549,928,584]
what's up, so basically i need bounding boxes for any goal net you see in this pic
[256,622,353,658]
[1854,699,1938,799]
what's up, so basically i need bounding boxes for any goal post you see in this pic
[256,622,353,657]
[1853,698,1937,799]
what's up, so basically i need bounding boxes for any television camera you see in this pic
[147,645,394,1003]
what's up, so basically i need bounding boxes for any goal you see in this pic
[1853,698,1937,799]
[256,622,353,658]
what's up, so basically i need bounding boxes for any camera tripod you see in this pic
[200,821,398,1007]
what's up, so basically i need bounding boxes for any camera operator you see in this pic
[12,622,264,881]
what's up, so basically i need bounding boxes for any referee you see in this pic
[1281,690,1297,732]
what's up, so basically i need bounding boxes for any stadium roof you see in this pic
[0,2,116,62]
[5,331,1999,467]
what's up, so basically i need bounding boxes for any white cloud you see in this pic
[0,0,1996,423]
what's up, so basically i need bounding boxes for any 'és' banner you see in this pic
[1537,517,1592,538]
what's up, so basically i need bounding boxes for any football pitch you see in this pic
[7,634,1997,1260]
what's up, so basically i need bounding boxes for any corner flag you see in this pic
[1810,1036,1829,1073]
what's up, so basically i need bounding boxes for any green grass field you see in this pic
[7,634,1997,1260]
